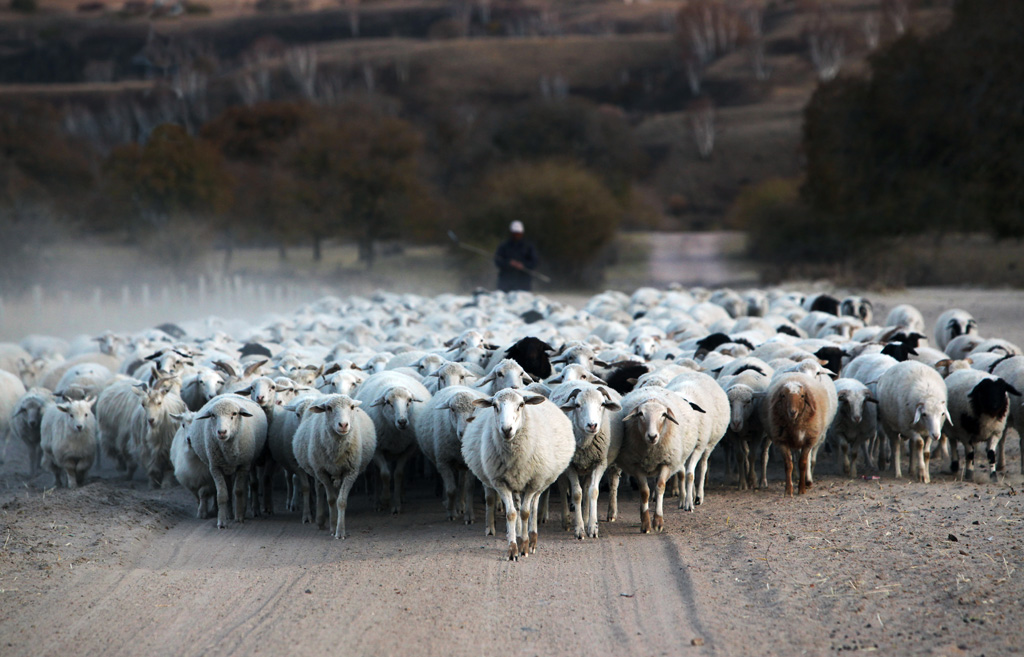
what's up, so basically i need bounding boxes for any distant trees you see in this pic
[794,0,1024,264]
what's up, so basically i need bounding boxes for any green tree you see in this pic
[461,160,623,287]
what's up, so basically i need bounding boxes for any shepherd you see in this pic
[494,220,540,292]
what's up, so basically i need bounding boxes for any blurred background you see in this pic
[0,0,1020,337]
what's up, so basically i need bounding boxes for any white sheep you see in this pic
[132,385,188,488]
[992,356,1024,474]
[616,386,704,533]
[414,385,487,524]
[934,309,978,353]
[827,378,878,478]
[0,369,27,446]
[181,367,225,412]
[666,371,729,510]
[474,358,533,394]
[840,296,874,325]
[188,395,268,528]
[551,381,623,539]
[943,369,1020,481]
[353,371,430,514]
[95,377,147,478]
[462,388,574,560]
[169,411,216,519]
[885,304,926,334]
[292,394,377,539]
[40,397,98,488]
[53,363,113,399]
[718,369,771,490]
[876,360,949,483]
[9,387,53,477]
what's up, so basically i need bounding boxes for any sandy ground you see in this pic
[2,287,1024,657]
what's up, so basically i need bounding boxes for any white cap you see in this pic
[509,220,524,233]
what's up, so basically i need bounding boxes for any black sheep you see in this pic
[504,337,555,380]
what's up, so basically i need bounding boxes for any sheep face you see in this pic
[309,396,363,437]
[197,402,254,441]
[779,382,812,421]
[286,367,320,388]
[483,360,531,391]
[623,399,678,445]
[372,386,421,431]
[473,390,546,441]
[415,354,447,377]
[727,385,755,433]
[838,389,873,424]
[559,387,621,442]
[912,402,948,441]
[194,371,224,405]
[241,376,277,409]
[57,398,96,433]
[324,371,364,396]
[631,336,660,360]
[140,389,173,427]
[15,396,47,434]
[434,364,470,390]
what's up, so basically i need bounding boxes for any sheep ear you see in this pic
[943,405,953,425]
[1006,384,1022,397]
[169,412,185,421]
[411,398,425,404]
[662,408,680,424]
[865,396,879,404]
[590,374,608,385]
[307,404,327,414]
[602,401,622,412]
[322,363,342,377]
[686,401,706,414]
[564,388,582,402]
[57,403,71,413]
[236,386,253,397]
[559,403,577,412]
[370,397,387,407]
[197,413,214,420]
[434,404,453,413]
[627,378,638,385]
[913,404,923,425]
[593,359,609,368]
[479,373,495,385]
[472,398,494,409]
[523,395,546,405]
[934,359,951,369]
[238,409,254,417]
[622,408,640,422]
[549,355,565,364]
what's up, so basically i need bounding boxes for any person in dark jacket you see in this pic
[494,220,539,292]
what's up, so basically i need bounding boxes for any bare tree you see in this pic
[689,97,715,160]
[477,0,491,25]
[285,46,318,100]
[806,10,845,81]
[345,0,360,37]
[676,0,743,96]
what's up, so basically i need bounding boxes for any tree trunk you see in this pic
[312,234,322,262]
[278,243,287,261]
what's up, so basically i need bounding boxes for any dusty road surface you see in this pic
[2,288,1024,657]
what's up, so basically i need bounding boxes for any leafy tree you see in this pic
[286,104,432,266]
[461,160,623,287]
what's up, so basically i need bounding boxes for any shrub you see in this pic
[460,160,623,287]
[11,0,38,13]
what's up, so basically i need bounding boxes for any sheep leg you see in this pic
[914,435,929,483]
[538,487,550,524]
[986,434,1000,481]
[320,474,340,536]
[556,475,571,531]
[196,485,211,519]
[497,487,519,561]
[391,446,417,515]
[890,433,903,479]
[586,465,606,539]
[779,445,794,497]
[695,450,711,506]
[335,471,359,540]
[653,466,669,532]
[285,467,296,513]
[606,467,620,522]
[436,460,460,521]
[639,476,652,534]
[565,469,585,540]
[526,490,541,554]
[211,467,231,528]
[758,436,771,489]
[519,491,534,556]
[797,447,810,495]
[64,464,79,490]
[460,470,475,525]
[679,449,699,511]
[315,481,329,530]
[736,439,750,490]
[298,472,313,524]
[996,427,1007,473]
[261,458,276,516]
[484,486,496,536]
[808,443,818,484]
[373,454,392,512]
[233,469,250,524]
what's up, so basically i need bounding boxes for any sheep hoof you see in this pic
[528,532,538,553]
[641,510,651,534]
[654,515,664,533]
[587,526,599,539]
[575,529,584,540]
[507,542,519,561]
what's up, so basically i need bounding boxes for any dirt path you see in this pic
[2,288,1024,656]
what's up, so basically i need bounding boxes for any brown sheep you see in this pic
[766,372,837,496]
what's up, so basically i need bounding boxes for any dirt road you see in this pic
[2,288,1023,657]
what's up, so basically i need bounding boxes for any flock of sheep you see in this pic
[2,286,1022,560]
